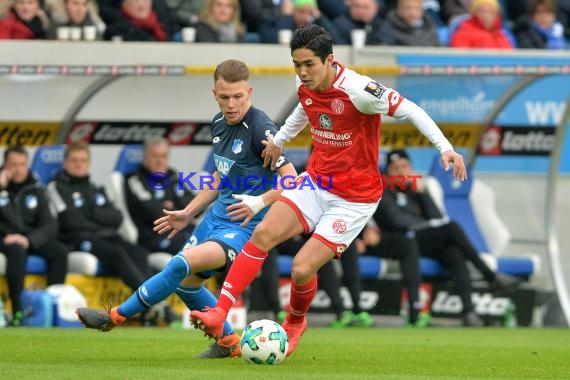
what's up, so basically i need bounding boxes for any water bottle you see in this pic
[503,301,517,329]
[0,297,6,328]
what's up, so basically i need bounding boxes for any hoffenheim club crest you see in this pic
[232,139,243,154]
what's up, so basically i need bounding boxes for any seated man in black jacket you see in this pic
[125,137,195,255]
[364,149,520,327]
[47,142,151,292]
[0,145,68,326]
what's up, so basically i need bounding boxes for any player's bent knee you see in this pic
[251,222,284,250]
[290,262,316,284]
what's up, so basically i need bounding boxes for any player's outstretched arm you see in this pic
[441,150,467,181]
[226,162,298,227]
[153,172,221,238]
[391,98,466,181]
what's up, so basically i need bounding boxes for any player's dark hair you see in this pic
[64,141,90,159]
[4,145,28,162]
[290,24,333,63]
[214,59,250,83]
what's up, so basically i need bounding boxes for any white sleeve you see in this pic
[392,98,454,153]
[273,102,308,148]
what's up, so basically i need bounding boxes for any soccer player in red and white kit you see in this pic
[191,24,467,355]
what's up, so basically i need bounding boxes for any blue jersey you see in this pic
[209,106,290,227]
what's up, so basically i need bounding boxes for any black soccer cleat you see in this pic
[76,307,122,332]
[196,333,241,359]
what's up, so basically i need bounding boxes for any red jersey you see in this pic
[300,63,403,203]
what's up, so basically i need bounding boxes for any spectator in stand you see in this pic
[317,0,349,20]
[513,0,567,49]
[384,0,445,25]
[0,0,50,39]
[559,0,570,39]
[259,0,342,44]
[103,0,179,41]
[372,150,521,327]
[1,0,10,19]
[378,0,441,46]
[125,138,196,255]
[240,0,284,35]
[44,0,105,40]
[449,0,514,49]
[98,0,178,29]
[165,0,207,28]
[47,142,152,294]
[192,0,245,43]
[0,145,69,327]
[441,0,471,24]
[333,0,386,45]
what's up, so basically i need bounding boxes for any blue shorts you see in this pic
[180,208,253,279]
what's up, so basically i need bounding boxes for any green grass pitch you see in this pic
[1,328,569,379]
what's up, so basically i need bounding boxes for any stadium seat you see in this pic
[106,144,144,245]
[424,155,540,278]
[107,145,171,271]
[277,255,388,280]
[0,252,48,276]
[30,145,66,185]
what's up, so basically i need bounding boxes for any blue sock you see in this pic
[176,285,234,337]
[118,254,190,318]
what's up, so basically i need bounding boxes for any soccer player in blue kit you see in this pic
[77,59,297,358]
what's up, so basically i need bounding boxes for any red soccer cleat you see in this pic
[282,316,307,356]
[190,306,226,339]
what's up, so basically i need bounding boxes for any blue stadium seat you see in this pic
[437,26,450,46]
[114,145,143,175]
[277,255,388,280]
[26,255,47,275]
[427,155,539,278]
[420,258,449,278]
[30,145,65,185]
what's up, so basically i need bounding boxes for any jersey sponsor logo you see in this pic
[332,219,347,234]
[331,99,344,114]
[364,81,387,99]
[232,139,243,154]
[319,114,333,130]
[213,154,236,178]
[310,127,352,141]
[212,136,221,143]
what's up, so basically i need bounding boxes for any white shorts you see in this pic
[278,173,380,257]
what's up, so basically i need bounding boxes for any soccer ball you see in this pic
[240,319,289,365]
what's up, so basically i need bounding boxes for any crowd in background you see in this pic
[0,0,569,49]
